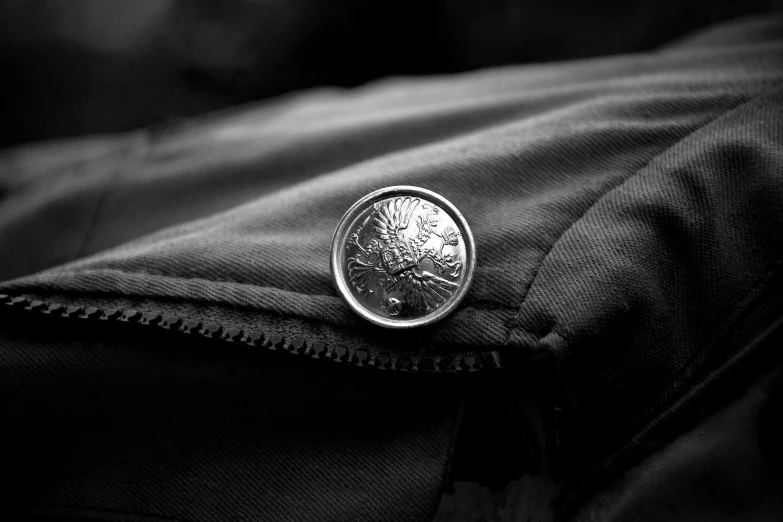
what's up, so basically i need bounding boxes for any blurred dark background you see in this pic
[0,0,778,148]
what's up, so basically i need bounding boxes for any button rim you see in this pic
[331,185,476,329]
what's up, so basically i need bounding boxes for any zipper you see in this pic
[0,293,504,374]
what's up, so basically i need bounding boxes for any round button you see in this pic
[331,186,476,328]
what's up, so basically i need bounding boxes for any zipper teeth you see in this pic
[0,294,503,373]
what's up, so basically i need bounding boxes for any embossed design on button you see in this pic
[331,186,475,328]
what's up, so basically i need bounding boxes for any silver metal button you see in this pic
[331,186,476,328]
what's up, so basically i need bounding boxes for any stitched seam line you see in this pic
[75,168,117,259]
[75,137,153,259]
[8,268,516,312]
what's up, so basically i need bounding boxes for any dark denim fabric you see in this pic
[0,308,462,521]
[1,14,783,521]
[574,315,783,521]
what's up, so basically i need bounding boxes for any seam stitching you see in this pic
[11,268,517,311]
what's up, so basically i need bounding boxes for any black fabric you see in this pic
[0,306,462,521]
[513,85,783,466]
[573,315,783,521]
[1,14,783,522]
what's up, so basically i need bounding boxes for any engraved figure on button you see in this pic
[346,196,461,317]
